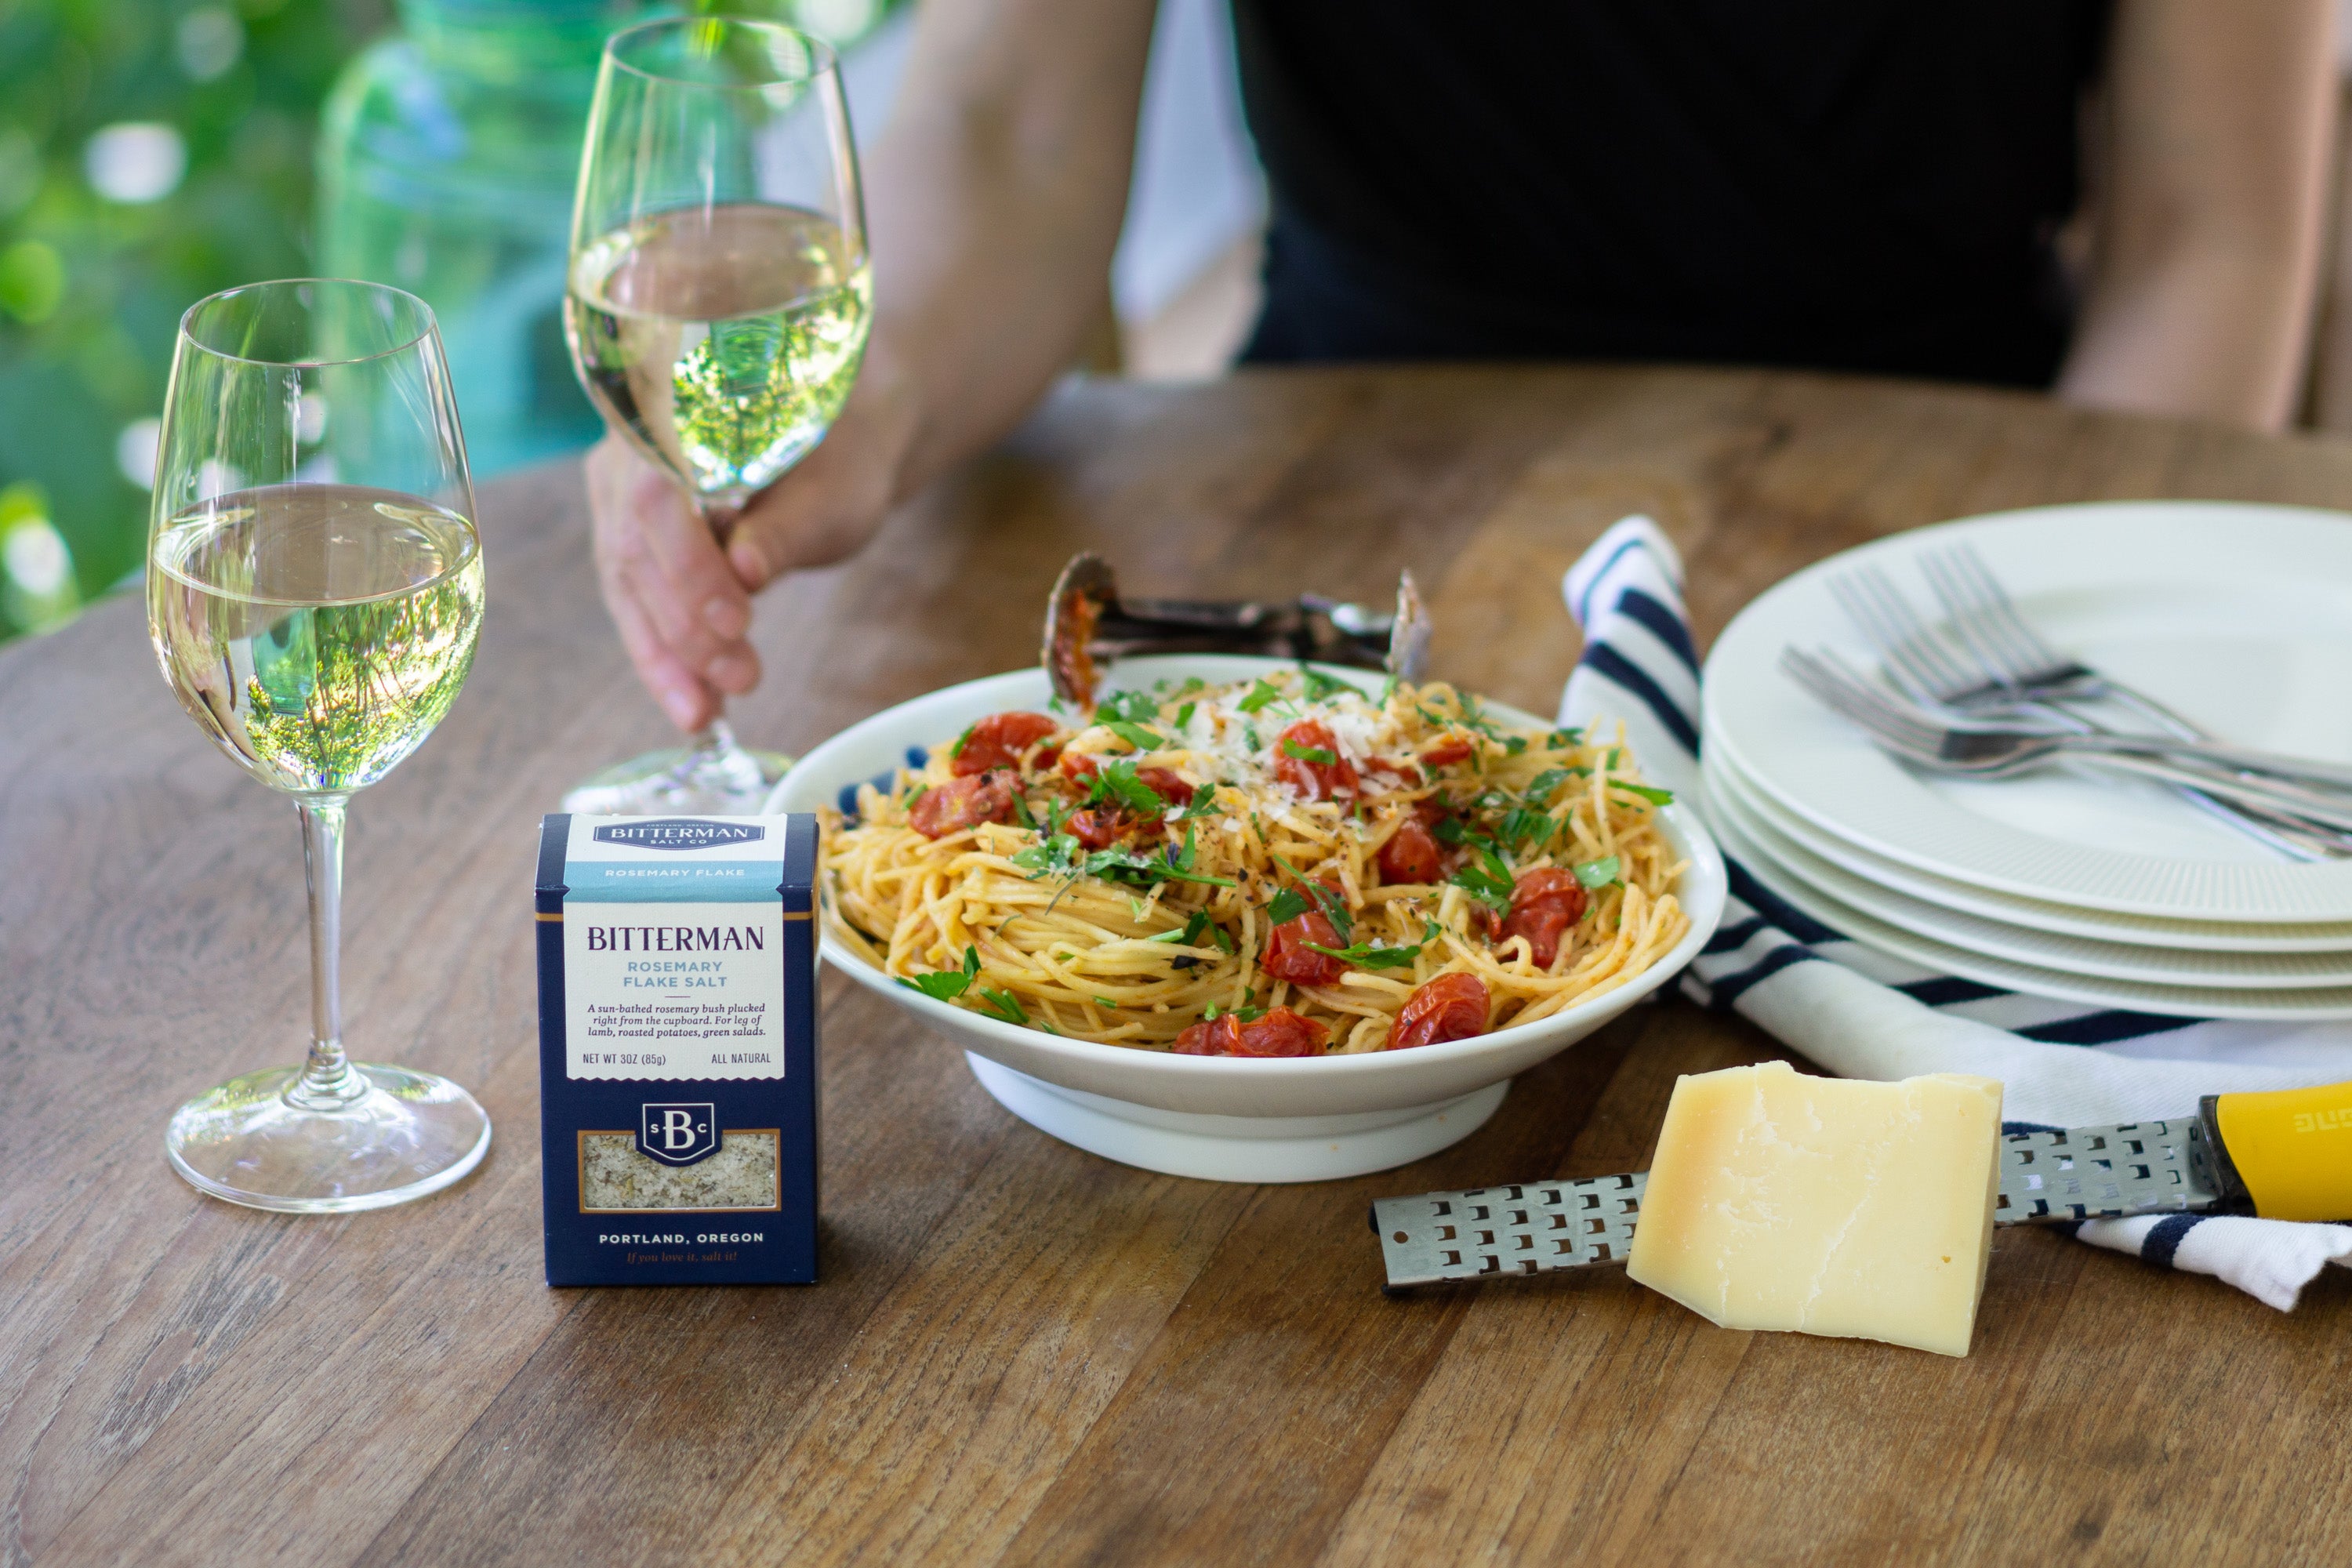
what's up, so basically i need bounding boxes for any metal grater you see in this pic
[1374,1118,2220,1290]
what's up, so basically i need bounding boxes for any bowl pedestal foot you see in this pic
[964,1053,1509,1182]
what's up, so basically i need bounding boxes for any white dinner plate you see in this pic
[1704,786,2352,1019]
[1704,501,2352,923]
[1703,749,2352,953]
[1704,758,2352,988]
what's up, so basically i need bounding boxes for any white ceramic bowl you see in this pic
[769,655,1726,1181]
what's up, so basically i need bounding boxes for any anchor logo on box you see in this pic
[637,1102,720,1166]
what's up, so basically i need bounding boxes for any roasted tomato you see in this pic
[1499,866,1589,968]
[1058,751,1101,784]
[1274,719,1359,801]
[1418,735,1475,770]
[1172,1006,1330,1057]
[1065,808,1129,848]
[1376,816,1443,884]
[1388,973,1490,1050]
[909,772,1018,839]
[1135,767,1196,807]
[1262,885,1347,985]
[953,712,1058,777]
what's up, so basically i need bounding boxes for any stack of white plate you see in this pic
[1700,500,2352,1021]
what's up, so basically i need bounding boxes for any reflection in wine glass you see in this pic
[560,16,870,815]
[148,278,492,1212]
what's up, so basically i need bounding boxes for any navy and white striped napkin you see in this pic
[1561,515,2352,1310]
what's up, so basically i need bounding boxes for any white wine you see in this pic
[149,484,485,795]
[566,203,872,504]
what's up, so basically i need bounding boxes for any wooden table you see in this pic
[5,366,2350,1566]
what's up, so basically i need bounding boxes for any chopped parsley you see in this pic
[1173,701,1196,731]
[1085,758,1167,815]
[898,945,981,1002]
[948,724,976,759]
[1268,851,1354,938]
[1201,1003,1267,1024]
[1282,739,1338,766]
[1102,720,1166,753]
[1613,782,1675,805]
[1094,996,1121,1008]
[1237,679,1282,715]
[1575,855,1622,890]
[1523,768,1573,804]
[1497,804,1555,852]
[1548,726,1582,748]
[1298,663,1352,702]
[975,986,1029,1025]
[1302,935,1428,971]
[1097,689,1163,725]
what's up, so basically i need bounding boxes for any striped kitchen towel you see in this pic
[1562,515,2352,1311]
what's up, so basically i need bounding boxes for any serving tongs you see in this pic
[1042,552,1432,708]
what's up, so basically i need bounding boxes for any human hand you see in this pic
[586,436,760,732]
[586,375,913,731]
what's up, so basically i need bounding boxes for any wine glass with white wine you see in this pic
[149,278,492,1211]
[559,15,871,814]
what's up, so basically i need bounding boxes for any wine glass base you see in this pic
[560,742,793,816]
[165,1064,492,1214]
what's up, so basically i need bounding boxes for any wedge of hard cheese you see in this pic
[1625,1061,2003,1357]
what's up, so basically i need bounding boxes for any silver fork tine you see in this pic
[1828,566,1981,702]
[1780,648,1943,756]
[1947,543,2069,670]
[1826,574,1937,702]
[1918,550,2038,691]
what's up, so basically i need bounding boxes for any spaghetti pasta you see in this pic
[819,670,1689,1056]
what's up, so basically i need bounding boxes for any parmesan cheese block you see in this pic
[1625,1061,2003,1357]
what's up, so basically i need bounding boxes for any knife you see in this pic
[1371,1079,2352,1290]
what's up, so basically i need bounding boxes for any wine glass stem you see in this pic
[289,795,364,1110]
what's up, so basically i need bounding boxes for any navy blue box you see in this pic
[535,813,819,1287]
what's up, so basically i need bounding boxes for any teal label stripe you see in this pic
[564,859,786,904]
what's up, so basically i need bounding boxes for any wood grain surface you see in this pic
[4,365,2350,1567]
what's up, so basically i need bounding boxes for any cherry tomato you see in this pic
[1232,1007,1329,1056]
[1172,1007,1330,1057]
[1389,973,1490,1050]
[1274,719,1359,801]
[953,712,1059,777]
[1499,866,1588,967]
[1135,767,1196,807]
[1173,1016,1242,1055]
[1059,751,1102,784]
[1419,735,1474,770]
[1066,808,1127,848]
[909,772,1018,839]
[1376,817,1443,884]
[1263,885,1347,985]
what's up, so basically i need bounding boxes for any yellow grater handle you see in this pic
[2205,1081,2352,1222]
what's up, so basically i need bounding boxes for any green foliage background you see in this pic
[0,0,390,639]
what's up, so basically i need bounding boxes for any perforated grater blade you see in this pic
[1374,1119,2223,1290]
[1372,1173,1646,1288]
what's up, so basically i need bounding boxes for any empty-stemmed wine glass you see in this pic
[148,278,492,1211]
[559,15,870,815]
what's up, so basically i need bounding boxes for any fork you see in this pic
[1918,543,2206,739]
[1781,649,2352,833]
[1826,557,2347,858]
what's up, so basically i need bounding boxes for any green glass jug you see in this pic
[316,0,646,476]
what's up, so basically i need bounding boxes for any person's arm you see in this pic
[2057,0,2336,430]
[590,0,1157,731]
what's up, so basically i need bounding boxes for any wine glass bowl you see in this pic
[149,278,492,1213]
[558,15,869,815]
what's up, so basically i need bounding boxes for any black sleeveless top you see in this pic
[1230,2,2111,386]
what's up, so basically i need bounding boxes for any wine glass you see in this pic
[559,15,870,815]
[148,278,492,1211]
